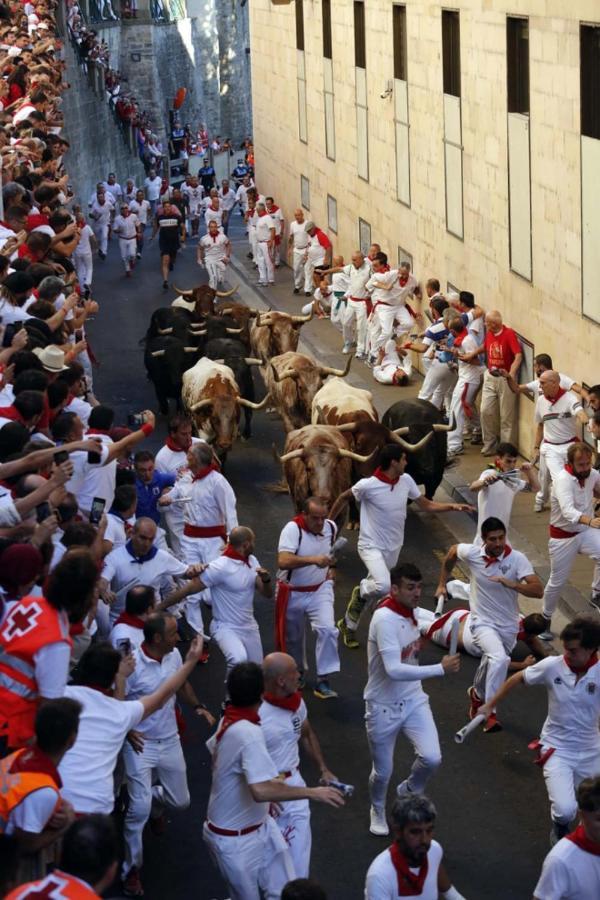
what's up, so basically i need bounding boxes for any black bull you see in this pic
[382,399,453,499]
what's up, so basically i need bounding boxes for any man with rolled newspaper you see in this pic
[436,516,543,734]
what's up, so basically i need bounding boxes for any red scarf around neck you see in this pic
[564,651,598,676]
[548,387,567,406]
[483,545,512,567]
[452,329,469,348]
[165,436,191,453]
[373,467,399,487]
[566,824,600,856]
[292,514,324,535]
[388,843,429,896]
[263,691,302,712]
[114,611,145,629]
[216,705,260,742]
[564,463,589,488]
[222,544,251,566]
[192,463,219,481]
[257,210,269,217]
[379,595,417,624]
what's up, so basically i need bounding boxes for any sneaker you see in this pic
[447,446,464,460]
[313,679,338,700]
[162,280,169,290]
[483,713,503,733]
[470,433,483,445]
[355,351,366,360]
[337,616,360,649]
[396,780,413,798]
[149,811,167,836]
[365,355,377,368]
[534,500,546,513]
[304,291,312,296]
[369,805,389,836]
[98,250,106,260]
[467,686,483,720]
[590,593,600,613]
[342,341,353,354]
[123,866,144,897]
[481,448,497,457]
[538,629,554,642]
[136,252,142,259]
[293,288,300,294]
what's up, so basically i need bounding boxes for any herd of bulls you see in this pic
[143,285,455,520]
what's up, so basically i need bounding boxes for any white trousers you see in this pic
[365,695,442,809]
[180,534,225,635]
[373,359,412,384]
[92,222,108,255]
[271,771,311,878]
[330,294,346,331]
[73,252,93,288]
[292,248,306,289]
[418,359,457,410]
[447,378,482,452]
[248,227,257,260]
[543,531,600,618]
[343,300,369,354]
[210,620,263,676]
[206,258,226,290]
[284,581,340,677]
[203,816,295,900]
[471,623,516,706]
[542,745,600,825]
[359,544,400,604]
[369,304,413,353]
[122,734,190,873]
[303,255,324,294]
[256,242,274,284]
[536,443,571,507]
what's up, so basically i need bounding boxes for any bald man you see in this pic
[259,653,338,878]
[288,209,310,294]
[478,311,522,455]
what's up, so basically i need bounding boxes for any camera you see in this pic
[320,778,354,798]
[128,412,145,429]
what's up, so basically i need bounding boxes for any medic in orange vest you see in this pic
[0,550,99,749]
[5,813,119,900]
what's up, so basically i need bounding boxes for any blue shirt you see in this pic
[135,472,175,523]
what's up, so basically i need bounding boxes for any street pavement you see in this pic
[88,216,557,900]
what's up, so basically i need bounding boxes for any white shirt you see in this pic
[145,176,162,201]
[104,512,132,550]
[64,443,110,508]
[456,542,535,633]
[367,268,405,306]
[352,473,421,552]
[154,438,204,536]
[218,187,237,211]
[524,655,600,753]
[5,783,58,836]
[535,391,582,445]
[73,224,94,256]
[0,298,32,327]
[365,840,443,900]
[128,199,151,226]
[201,553,260,627]
[456,333,485,384]
[167,469,237,532]
[113,213,138,240]
[255,213,275,242]
[102,544,187,618]
[364,607,444,703]
[76,432,117,511]
[200,231,229,262]
[266,205,283,234]
[63,395,92,426]
[278,519,337,587]
[534,836,600,899]
[332,270,350,294]
[110,619,145,652]
[289,219,309,250]
[525,373,574,396]
[206,719,278,830]
[125,645,182,740]
[259,697,307,774]
[183,185,204,214]
[550,467,600,533]
[204,205,224,230]
[343,261,371,299]
[103,181,122,202]
[89,200,112,226]
[476,467,527,538]
[235,183,252,211]
[59,686,144,813]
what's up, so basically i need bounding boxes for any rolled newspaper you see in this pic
[434,594,446,617]
[455,714,485,744]
[449,617,460,656]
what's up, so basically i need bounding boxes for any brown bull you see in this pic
[268,353,352,432]
[250,309,313,361]
[274,424,373,525]
[172,283,237,317]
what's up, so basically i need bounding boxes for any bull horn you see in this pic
[183,347,200,353]
[248,308,259,317]
[432,415,457,433]
[337,422,358,433]
[190,398,212,412]
[226,327,243,334]
[157,326,173,335]
[392,426,411,436]
[271,364,296,383]
[392,432,435,453]
[320,354,352,378]
[212,359,226,365]
[290,308,314,324]
[189,328,207,336]
[244,358,263,366]
[150,350,166,358]
[238,393,271,410]
[189,322,205,329]
[215,286,237,297]
[274,445,304,464]
[172,285,193,297]
[338,447,376,463]
[254,312,266,327]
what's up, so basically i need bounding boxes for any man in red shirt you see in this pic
[478,311,522,455]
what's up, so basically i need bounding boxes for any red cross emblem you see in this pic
[16,873,71,898]
[2,602,42,640]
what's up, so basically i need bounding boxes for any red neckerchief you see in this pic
[114,611,145,629]
[566,824,600,856]
[192,463,219,481]
[222,544,251,566]
[564,463,589,488]
[452,328,469,348]
[257,210,269,217]
[379,264,390,273]
[373,467,399,488]
[398,274,409,287]
[483,545,513,567]
[9,746,62,788]
[216,705,260,742]
[263,691,302,712]
[165,436,191,452]
[292,514,323,535]
[0,405,25,425]
[388,843,429,896]
[267,204,279,213]
[548,387,567,406]
[379,595,417,625]
[87,428,110,436]
[564,651,599,676]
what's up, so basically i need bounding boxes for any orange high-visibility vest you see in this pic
[5,870,101,899]
[0,748,60,834]
[0,595,71,748]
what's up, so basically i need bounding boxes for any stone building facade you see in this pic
[249,0,600,451]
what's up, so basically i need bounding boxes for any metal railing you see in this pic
[151,0,186,22]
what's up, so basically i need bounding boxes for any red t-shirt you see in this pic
[484,327,521,371]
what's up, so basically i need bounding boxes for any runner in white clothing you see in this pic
[480,616,600,845]
[373,338,412,385]
[260,652,339,878]
[109,584,156,653]
[437,516,543,733]
[329,444,473,648]
[276,498,340,700]
[445,316,485,457]
[203,662,344,899]
[128,190,151,258]
[287,209,310,294]
[112,205,140,276]
[365,795,466,899]
[367,257,417,364]
[364,564,460,836]
[534,776,600,899]
[198,221,231,289]
[88,190,112,258]
[469,442,539,540]
[254,203,276,286]
[182,177,204,239]
[328,252,371,358]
